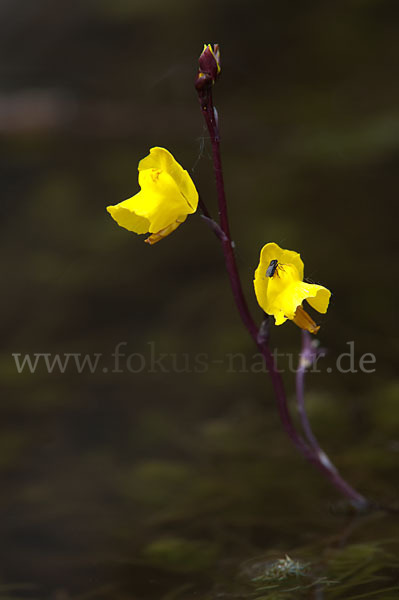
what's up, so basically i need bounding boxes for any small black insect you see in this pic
[266,259,279,277]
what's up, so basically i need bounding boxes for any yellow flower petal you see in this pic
[253,242,331,333]
[307,287,331,313]
[274,311,288,326]
[258,242,304,281]
[145,215,187,245]
[106,147,198,242]
[107,202,149,234]
[138,147,198,211]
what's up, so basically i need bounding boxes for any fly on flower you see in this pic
[106,147,199,245]
[254,242,331,334]
[266,259,279,278]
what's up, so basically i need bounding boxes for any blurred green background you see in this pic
[1,0,399,598]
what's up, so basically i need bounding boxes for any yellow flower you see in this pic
[107,147,198,245]
[254,242,331,334]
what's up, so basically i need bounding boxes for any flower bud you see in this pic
[195,43,221,91]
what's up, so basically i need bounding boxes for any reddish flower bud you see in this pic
[195,44,221,92]
[199,44,220,80]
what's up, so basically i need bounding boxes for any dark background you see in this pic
[1,1,399,598]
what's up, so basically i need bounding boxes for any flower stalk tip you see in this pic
[195,43,221,93]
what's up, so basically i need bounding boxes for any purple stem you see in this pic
[296,331,322,450]
[296,331,368,508]
[197,83,368,509]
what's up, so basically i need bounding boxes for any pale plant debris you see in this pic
[251,554,309,582]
